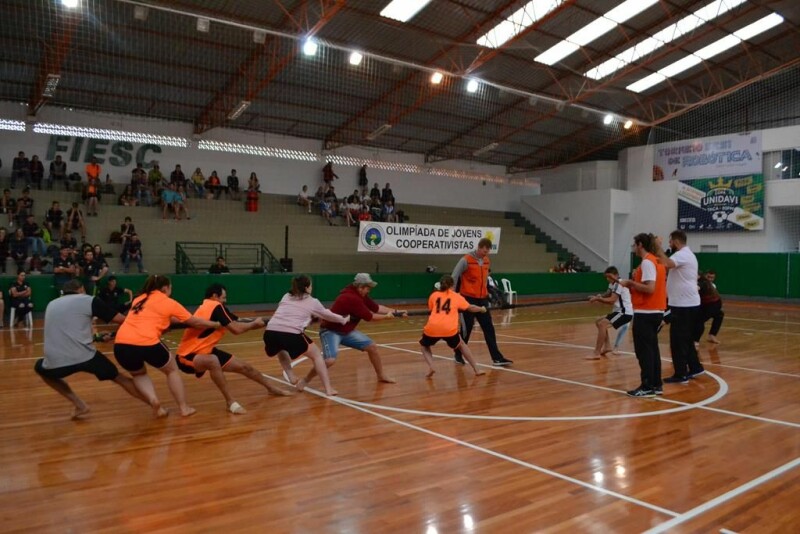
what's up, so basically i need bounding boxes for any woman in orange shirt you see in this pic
[420,275,486,378]
[114,275,220,417]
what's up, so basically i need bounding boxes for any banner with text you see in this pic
[677,174,764,232]
[358,222,501,254]
[653,132,761,181]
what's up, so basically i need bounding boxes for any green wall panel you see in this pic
[3,254,797,314]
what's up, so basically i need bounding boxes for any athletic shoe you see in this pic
[653,387,663,396]
[453,352,465,365]
[664,375,689,384]
[492,358,513,366]
[627,387,656,398]
[688,369,706,379]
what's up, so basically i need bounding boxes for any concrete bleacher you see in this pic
[8,185,556,275]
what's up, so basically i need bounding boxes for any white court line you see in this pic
[496,332,800,380]
[642,457,800,534]
[365,342,730,422]
[260,371,680,520]
[723,326,800,337]
[490,335,800,429]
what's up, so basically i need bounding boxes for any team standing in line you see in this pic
[32,233,723,418]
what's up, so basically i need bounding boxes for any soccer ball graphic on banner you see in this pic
[711,211,728,223]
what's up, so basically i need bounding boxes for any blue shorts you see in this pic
[319,329,374,360]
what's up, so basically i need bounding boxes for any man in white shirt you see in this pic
[655,230,704,383]
[587,266,633,359]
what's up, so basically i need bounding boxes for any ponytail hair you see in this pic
[438,275,455,291]
[140,274,171,295]
[289,274,312,298]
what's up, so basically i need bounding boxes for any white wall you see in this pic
[0,103,538,212]
[520,188,632,272]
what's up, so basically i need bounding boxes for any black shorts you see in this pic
[34,352,119,381]
[605,312,633,329]
[419,333,462,349]
[177,348,234,378]
[264,330,312,360]
[113,342,171,372]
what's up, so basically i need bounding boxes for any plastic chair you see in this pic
[500,278,518,306]
[9,306,33,329]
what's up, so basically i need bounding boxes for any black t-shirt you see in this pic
[46,208,63,225]
[91,297,119,324]
[10,281,30,302]
[98,286,123,306]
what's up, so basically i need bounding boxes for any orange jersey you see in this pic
[631,253,667,312]
[423,289,471,337]
[459,254,489,298]
[177,299,235,355]
[115,291,192,345]
[85,162,101,180]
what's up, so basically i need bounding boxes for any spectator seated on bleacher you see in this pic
[23,214,47,257]
[248,172,261,193]
[118,185,139,207]
[121,233,146,273]
[11,151,31,190]
[190,167,206,199]
[2,189,17,227]
[15,188,34,227]
[48,155,68,190]
[119,216,136,247]
[358,205,371,223]
[161,183,178,219]
[319,198,335,226]
[0,228,9,275]
[369,197,382,221]
[30,155,44,190]
[148,163,165,199]
[174,186,191,220]
[170,164,187,189]
[227,169,241,201]
[44,201,64,241]
[297,185,312,213]
[83,176,101,217]
[206,170,223,199]
[381,183,395,204]
[369,182,380,201]
[382,200,398,223]
[66,202,87,244]
[9,228,29,272]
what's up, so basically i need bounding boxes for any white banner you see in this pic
[358,222,501,254]
[652,132,761,181]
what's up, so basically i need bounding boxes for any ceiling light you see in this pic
[477,0,567,49]
[42,74,61,98]
[466,79,479,93]
[782,166,788,172]
[603,114,614,125]
[302,39,318,56]
[366,123,392,141]
[0,119,26,132]
[349,51,363,66]
[626,13,783,93]
[774,162,782,169]
[585,0,748,80]
[227,100,250,120]
[380,0,433,23]
[61,0,79,7]
[133,5,148,21]
[536,0,657,66]
[196,17,210,33]
[33,123,189,147]
[624,120,633,129]
[430,71,443,84]
[473,142,499,156]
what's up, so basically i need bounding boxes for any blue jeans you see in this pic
[123,254,145,273]
[27,237,47,256]
[318,329,374,359]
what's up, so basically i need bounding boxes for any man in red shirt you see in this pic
[308,273,406,385]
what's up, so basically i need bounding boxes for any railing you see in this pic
[175,242,283,274]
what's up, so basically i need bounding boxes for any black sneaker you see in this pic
[653,387,663,396]
[664,375,689,384]
[453,352,465,365]
[627,387,655,398]
[492,358,513,366]
[688,368,705,379]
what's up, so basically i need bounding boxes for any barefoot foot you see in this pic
[294,378,307,392]
[425,368,436,378]
[377,375,396,384]
[180,406,197,417]
[325,388,339,396]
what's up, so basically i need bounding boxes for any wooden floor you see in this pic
[1,300,798,533]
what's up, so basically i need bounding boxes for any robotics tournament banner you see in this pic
[358,222,501,254]
[653,132,761,181]
[677,174,764,232]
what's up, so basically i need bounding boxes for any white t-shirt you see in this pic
[609,282,633,315]
[666,246,700,307]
